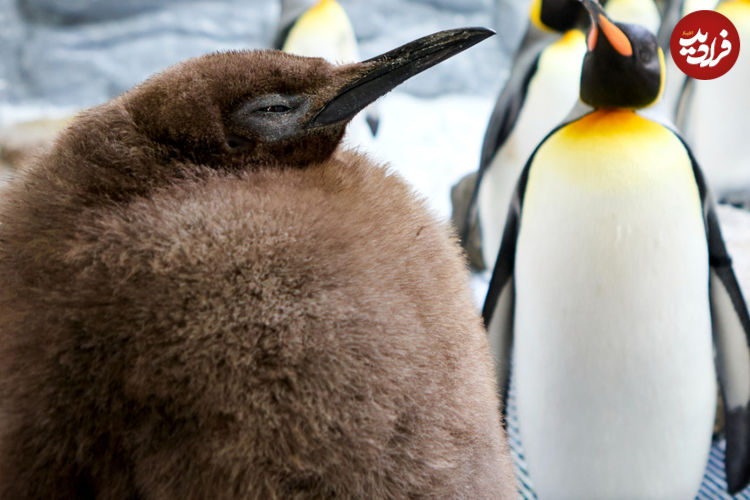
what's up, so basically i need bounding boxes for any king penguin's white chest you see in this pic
[514,110,717,499]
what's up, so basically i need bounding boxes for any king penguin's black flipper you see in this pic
[681,134,750,494]
[482,146,536,420]
[460,27,552,245]
[707,212,750,495]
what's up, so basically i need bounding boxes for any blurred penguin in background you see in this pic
[484,0,750,495]
[272,0,317,50]
[469,0,587,271]
[656,0,720,50]
[0,28,519,498]
[453,0,660,271]
[274,0,381,156]
[673,0,750,209]
[650,0,718,126]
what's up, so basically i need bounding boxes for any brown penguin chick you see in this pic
[0,29,517,499]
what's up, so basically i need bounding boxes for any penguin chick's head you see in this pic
[530,0,587,32]
[125,27,493,168]
[578,0,664,108]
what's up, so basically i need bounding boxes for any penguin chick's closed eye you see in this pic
[0,32,516,499]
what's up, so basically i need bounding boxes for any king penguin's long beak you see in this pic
[308,27,495,128]
[579,0,633,56]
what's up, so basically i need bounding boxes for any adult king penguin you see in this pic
[483,0,750,496]
[463,0,660,269]
[465,0,587,268]
[0,28,518,498]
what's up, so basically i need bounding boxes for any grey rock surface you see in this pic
[0,0,524,117]
[17,0,192,24]
[493,0,530,58]
[1,0,279,112]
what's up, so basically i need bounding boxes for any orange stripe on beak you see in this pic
[598,13,633,56]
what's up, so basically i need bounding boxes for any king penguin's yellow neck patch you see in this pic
[530,109,695,192]
[558,109,664,141]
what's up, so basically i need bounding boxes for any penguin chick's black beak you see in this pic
[307,27,495,128]
[579,0,632,56]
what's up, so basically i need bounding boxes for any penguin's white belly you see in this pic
[514,110,717,499]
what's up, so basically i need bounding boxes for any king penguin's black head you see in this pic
[530,0,587,32]
[124,28,493,168]
[578,0,664,109]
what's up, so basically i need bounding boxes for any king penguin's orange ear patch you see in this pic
[598,14,633,56]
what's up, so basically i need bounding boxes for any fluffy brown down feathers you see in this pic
[0,49,515,498]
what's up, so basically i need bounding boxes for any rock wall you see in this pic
[0,0,529,116]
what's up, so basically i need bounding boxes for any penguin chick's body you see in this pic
[0,31,517,498]
[484,3,750,497]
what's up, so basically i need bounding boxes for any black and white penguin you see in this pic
[483,0,750,496]
[462,0,660,269]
